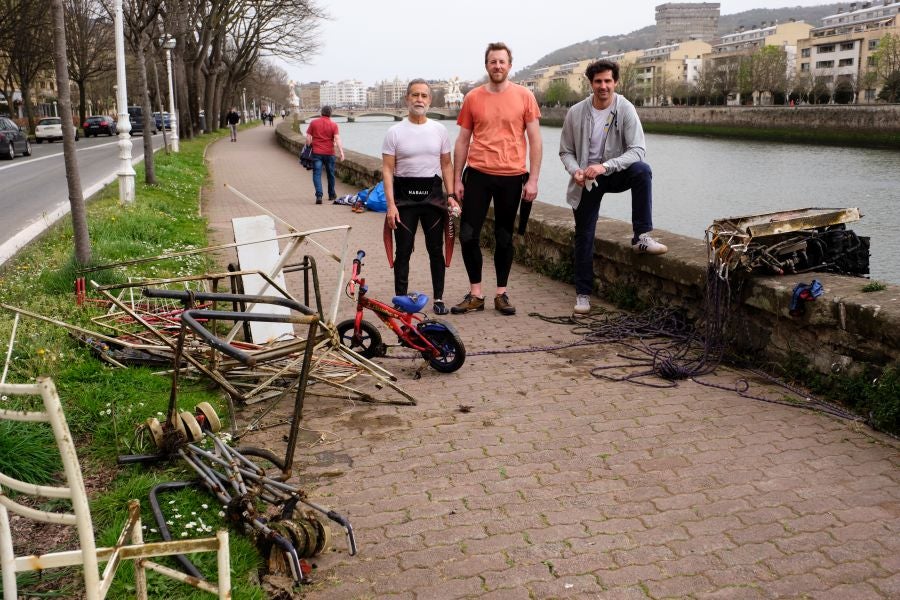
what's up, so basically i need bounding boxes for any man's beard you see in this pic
[490,71,507,83]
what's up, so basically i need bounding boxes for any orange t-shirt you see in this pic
[457,84,541,176]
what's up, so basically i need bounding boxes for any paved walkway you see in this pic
[203,124,900,599]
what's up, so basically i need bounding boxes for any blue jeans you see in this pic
[573,161,653,295]
[312,154,336,200]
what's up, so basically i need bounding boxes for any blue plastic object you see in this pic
[392,293,429,313]
[364,182,387,213]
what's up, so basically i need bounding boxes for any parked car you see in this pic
[0,116,30,159]
[152,111,172,130]
[83,115,117,137]
[127,106,157,136]
[35,117,79,143]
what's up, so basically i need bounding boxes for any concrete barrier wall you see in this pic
[276,122,900,376]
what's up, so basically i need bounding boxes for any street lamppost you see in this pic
[242,87,247,123]
[113,0,134,203]
[163,36,179,152]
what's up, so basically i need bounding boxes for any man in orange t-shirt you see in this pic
[451,42,542,316]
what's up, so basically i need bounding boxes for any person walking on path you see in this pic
[383,79,460,316]
[305,105,345,204]
[451,42,542,317]
[560,59,668,315]
[226,107,240,142]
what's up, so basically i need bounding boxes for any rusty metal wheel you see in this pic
[195,401,221,433]
[145,417,164,449]
[180,411,203,442]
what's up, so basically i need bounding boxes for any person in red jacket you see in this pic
[305,105,345,204]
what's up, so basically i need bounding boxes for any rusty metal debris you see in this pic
[0,378,232,599]
[0,187,435,587]
[707,207,869,276]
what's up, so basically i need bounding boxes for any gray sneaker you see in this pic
[574,294,591,315]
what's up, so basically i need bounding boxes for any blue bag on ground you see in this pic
[364,182,387,213]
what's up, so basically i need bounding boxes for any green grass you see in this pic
[0,131,265,598]
[781,352,900,435]
[862,280,888,293]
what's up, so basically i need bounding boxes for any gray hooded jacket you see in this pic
[559,93,646,209]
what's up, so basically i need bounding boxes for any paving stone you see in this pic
[644,574,715,598]
[202,126,900,599]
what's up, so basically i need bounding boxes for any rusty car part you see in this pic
[707,207,868,276]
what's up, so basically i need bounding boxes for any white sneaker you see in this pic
[574,294,591,315]
[632,233,668,255]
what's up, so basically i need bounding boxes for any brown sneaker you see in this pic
[450,293,485,314]
[494,293,516,315]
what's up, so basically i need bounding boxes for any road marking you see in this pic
[0,136,157,172]
[0,144,161,266]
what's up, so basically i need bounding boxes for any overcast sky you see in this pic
[278,1,834,86]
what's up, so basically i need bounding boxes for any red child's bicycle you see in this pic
[336,250,466,373]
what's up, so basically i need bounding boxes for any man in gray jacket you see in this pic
[559,59,668,315]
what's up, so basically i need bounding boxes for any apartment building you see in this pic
[319,80,366,108]
[707,20,813,104]
[297,83,321,110]
[798,1,899,102]
[634,39,712,105]
[655,2,721,44]
[371,77,408,108]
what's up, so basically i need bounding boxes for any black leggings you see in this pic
[458,167,524,288]
[394,203,445,299]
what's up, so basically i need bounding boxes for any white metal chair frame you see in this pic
[0,378,230,600]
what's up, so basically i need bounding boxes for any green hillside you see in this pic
[514,3,841,79]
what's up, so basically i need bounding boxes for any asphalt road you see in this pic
[0,131,165,265]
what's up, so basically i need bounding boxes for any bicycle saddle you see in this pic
[392,293,429,313]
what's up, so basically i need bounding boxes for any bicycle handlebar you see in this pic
[350,250,366,288]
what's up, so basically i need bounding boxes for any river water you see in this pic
[317,117,900,284]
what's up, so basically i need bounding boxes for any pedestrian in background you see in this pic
[305,105,345,204]
[383,79,460,315]
[451,42,542,316]
[226,107,240,142]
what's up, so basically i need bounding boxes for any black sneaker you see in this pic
[450,293,485,314]
[315,197,323,205]
[433,300,448,315]
[494,293,516,316]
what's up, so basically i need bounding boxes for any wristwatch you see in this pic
[448,193,458,200]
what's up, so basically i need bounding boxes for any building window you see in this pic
[867,56,876,66]
[816,60,834,68]
[840,42,855,51]
[869,39,880,50]
[839,58,854,67]
[865,89,876,101]
[801,48,811,57]
[801,63,810,71]
[818,44,835,53]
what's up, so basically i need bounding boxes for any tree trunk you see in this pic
[136,32,156,185]
[50,0,90,265]
[77,79,87,128]
[151,58,169,154]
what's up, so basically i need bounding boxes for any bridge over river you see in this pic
[295,107,459,123]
